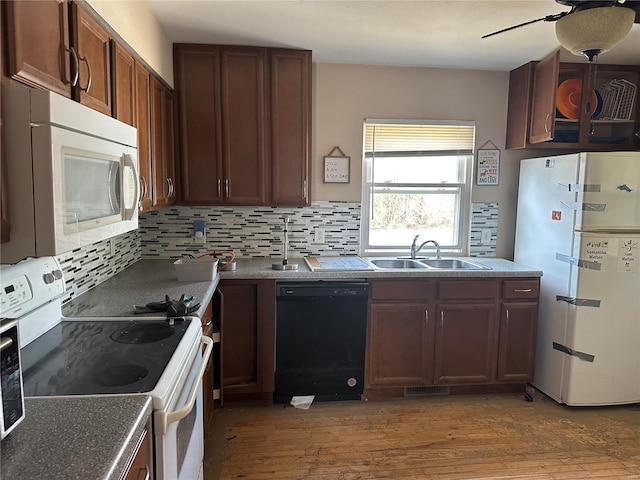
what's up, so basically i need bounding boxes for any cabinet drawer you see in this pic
[503,279,540,299]
[370,279,437,301]
[438,280,499,300]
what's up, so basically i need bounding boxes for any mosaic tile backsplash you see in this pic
[469,203,498,257]
[139,201,362,259]
[55,231,140,304]
[56,201,498,300]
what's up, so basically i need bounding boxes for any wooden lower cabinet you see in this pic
[121,426,152,480]
[497,301,539,382]
[365,277,539,395]
[218,279,275,401]
[433,303,497,384]
[367,303,434,386]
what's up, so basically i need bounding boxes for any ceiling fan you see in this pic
[482,0,639,61]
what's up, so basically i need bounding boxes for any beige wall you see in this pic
[312,63,540,259]
[87,0,174,86]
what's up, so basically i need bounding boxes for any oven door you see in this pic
[154,335,213,480]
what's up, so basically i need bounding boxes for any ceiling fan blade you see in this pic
[481,12,569,39]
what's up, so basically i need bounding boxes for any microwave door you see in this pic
[29,123,139,257]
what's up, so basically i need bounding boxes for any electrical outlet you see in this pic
[481,229,492,245]
[314,228,326,244]
[193,220,206,244]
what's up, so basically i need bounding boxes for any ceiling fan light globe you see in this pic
[555,6,635,58]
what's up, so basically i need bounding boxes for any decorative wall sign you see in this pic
[476,140,500,186]
[324,146,350,183]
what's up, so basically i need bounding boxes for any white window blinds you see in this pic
[364,121,475,155]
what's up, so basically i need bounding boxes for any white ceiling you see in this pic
[148,0,640,71]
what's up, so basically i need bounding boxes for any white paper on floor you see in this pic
[290,395,315,409]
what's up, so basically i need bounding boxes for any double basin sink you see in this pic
[366,257,489,271]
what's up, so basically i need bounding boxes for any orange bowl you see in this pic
[557,79,597,119]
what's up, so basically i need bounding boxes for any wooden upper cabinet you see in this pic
[528,49,560,145]
[4,0,73,97]
[135,61,153,212]
[270,49,311,206]
[175,45,223,205]
[174,44,312,207]
[70,1,111,115]
[111,39,136,126]
[221,47,269,206]
[1,54,9,244]
[506,50,640,150]
[151,77,176,208]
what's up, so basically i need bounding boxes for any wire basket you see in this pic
[599,79,636,120]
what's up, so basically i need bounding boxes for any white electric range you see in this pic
[0,256,212,480]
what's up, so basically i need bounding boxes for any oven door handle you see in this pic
[158,335,213,434]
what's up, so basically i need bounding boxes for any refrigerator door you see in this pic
[514,154,580,403]
[561,232,640,405]
[575,152,640,230]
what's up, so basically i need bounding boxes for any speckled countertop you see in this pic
[63,259,220,318]
[218,256,542,279]
[1,396,151,480]
[63,256,540,319]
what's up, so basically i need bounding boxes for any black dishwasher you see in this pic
[274,281,369,403]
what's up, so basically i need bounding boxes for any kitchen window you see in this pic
[361,119,475,256]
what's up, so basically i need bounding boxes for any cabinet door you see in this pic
[111,40,135,126]
[175,45,223,204]
[123,427,152,480]
[220,283,258,387]
[152,80,176,209]
[270,49,311,206]
[529,49,560,144]
[1,54,9,244]
[505,61,535,149]
[135,61,153,211]
[433,303,497,385]
[4,0,72,97]
[366,303,434,386]
[221,47,268,205]
[71,1,111,115]
[497,302,539,382]
[219,280,275,398]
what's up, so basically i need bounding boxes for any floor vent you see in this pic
[404,386,450,396]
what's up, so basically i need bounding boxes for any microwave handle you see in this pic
[122,153,139,220]
[156,335,213,435]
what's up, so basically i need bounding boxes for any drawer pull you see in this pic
[424,310,429,326]
[440,311,444,327]
[506,309,509,326]
[514,288,532,293]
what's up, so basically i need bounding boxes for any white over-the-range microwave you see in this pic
[1,85,139,264]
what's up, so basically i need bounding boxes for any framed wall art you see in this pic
[476,140,500,186]
[323,146,350,183]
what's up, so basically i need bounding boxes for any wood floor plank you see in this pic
[204,392,640,480]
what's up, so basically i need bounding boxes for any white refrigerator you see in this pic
[514,151,640,406]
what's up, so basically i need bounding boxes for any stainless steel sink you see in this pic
[368,258,428,269]
[419,258,488,270]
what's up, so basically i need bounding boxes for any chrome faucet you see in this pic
[410,235,441,259]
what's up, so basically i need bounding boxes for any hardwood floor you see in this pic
[203,390,640,480]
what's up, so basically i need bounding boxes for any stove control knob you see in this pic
[43,273,55,284]
[52,270,63,280]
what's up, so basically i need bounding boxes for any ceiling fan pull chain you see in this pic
[585,59,598,115]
